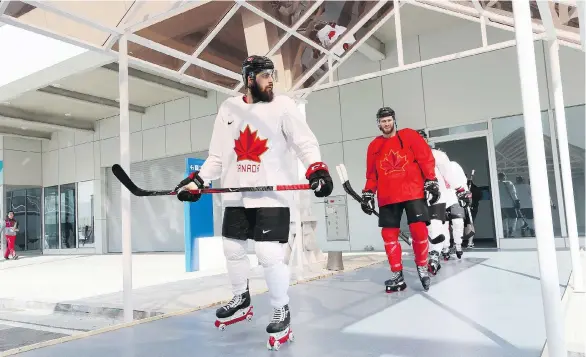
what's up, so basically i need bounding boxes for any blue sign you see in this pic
[184,158,214,272]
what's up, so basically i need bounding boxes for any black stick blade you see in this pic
[111,164,174,197]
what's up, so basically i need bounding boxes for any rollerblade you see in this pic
[417,265,431,292]
[441,247,451,261]
[427,251,441,275]
[214,288,253,331]
[385,270,407,293]
[266,304,294,351]
[455,244,463,259]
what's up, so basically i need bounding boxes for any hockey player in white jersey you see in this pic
[174,55,333,349]
[444,160,472,259]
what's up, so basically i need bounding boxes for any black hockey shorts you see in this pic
[427,202,447,223]
[379,199,430,228]
[447,203,465,219]
[222,207,290,243]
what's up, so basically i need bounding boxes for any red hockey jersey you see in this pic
[363,128,436,206]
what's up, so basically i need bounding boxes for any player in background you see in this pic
[361,108,440,292]
[444,160,473,259]
[174,55,333,348]
[416,130,455,273]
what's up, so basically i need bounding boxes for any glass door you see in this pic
[5,186,42,253]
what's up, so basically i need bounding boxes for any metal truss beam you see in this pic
[0,105,95,133]
[238,1,342,62]
[178,3,242,75]
[121,1,212,33]
[293,35,546,97]
[0,1,10,16]
[233,0,326,92]
[291,0,391,92]
[411,0,581,47]
[102,63,207,98]
[38,85,146,114]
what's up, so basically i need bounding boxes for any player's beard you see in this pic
[250,81,274,103]
[380,123,395,135]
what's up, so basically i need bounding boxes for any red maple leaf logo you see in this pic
[234,125,269,163]
[380,150,408,175]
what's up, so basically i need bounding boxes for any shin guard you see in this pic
[381,228,402,272]
[409,222,429,267]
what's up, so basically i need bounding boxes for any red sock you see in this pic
[409,222,429,267]
[382,228,402,272]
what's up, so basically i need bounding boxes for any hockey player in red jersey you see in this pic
[173,55,333,349]
[361,107,440,292]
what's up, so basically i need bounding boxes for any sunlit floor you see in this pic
[14,250,572,357]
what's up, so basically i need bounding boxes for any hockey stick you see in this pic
[463,169,476,244]
[335,164,412,246]
[111,164,311,197]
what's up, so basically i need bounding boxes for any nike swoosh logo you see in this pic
[228,121,233,125]
[263,229,271,234]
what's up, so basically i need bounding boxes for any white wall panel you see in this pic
[142,103,165,130]
[142,127,166,161]
[342,137,381,251]
[166,120,191,156]
[130,112,142,133]
[3,137,41,152]
[75,130,95,145]
[381,69,426,129]
[4,150,42,186]
[191,115,215,152]
[42,133,60,152]
[190,92,219,119]
[100,136,119,167]
[59,131,75,148]
[419,21,481,60]
[42,150,59,187]
[305,87,343,145]
[422,42,549,128]
[339,78,384,141]
[99,115,119,140]
[164,97,190,125]
[130,132,142,163]
[75,142,94,182]
[312,142,345,203]
[381,34,421,69]
[337,51,381,80]
[555,46,585,107]
[93,141,101,180]
[59,146,76,184]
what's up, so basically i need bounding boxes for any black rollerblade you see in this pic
[441,248,451,261]
[385,270,407,293]
[427,251,441,275]
[266,304,294,350]
[214,288,253,331]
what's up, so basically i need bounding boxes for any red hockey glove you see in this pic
[305,162,333,198]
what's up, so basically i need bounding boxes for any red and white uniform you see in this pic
[198,95,322,208]
[431,149,458,207]
[3,218,17,259]
[364,128,436,206]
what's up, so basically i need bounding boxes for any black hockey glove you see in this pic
[424,178,440,205]
[175,171,204,203]
[306,162,333,198]
[361,191,375,215]
[455,187,472,207]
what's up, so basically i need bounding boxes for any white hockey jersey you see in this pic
[432,149,457,207]
[198,95,322,208]
[316,23,356,57]
[448,161,469,191]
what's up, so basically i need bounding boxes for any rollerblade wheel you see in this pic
[246,314,253,322]
[288,332,295,342]
[218,324,226,331]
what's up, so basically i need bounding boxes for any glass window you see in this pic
[429,122,488,138]
[60,183,77,249]
[44,186,59,249]
[25,188,42,251]
[491,111,561,238]
[5,189,26,252]
[77,181,95,247]
[559,105,585,236]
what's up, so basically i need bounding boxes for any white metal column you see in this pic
[118,33,133,323]
[512,1,567,356]
[537,0,583,292]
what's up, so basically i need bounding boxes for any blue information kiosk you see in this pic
[184,158,215,272]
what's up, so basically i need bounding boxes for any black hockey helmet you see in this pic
[376,106,395,120]
[242,55,274,87]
